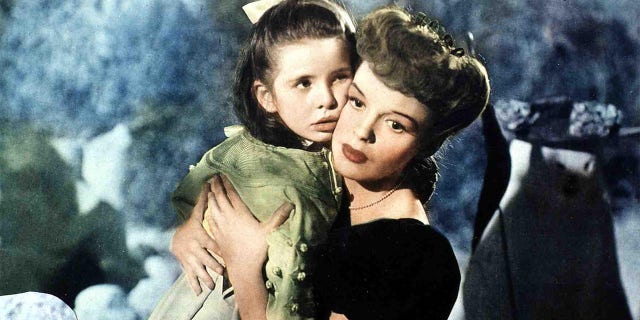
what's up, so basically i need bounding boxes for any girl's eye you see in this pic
[348,97,364,109]
[334,73,352,83]
[386,120,406,133]
[296,79,311,88]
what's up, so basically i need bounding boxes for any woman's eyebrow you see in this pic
[351,82,365,97]
[391,111,419,127]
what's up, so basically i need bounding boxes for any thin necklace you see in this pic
[349,176,406,211]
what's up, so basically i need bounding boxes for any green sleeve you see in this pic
[170,150,221,221]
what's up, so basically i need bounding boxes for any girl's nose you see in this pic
[317,84,338,109]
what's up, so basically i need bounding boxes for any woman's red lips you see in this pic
[342,144,367,164]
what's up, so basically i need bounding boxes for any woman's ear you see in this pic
[253,80,277,113]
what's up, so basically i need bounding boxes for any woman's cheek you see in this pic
[335,108,357,136]
[385,140,418,171]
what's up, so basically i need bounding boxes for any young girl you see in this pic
[149,1,356,319]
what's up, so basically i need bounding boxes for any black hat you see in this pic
[493,96,631,150]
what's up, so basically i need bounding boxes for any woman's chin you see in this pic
[334,162,374,183]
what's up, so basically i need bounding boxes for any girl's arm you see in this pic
[205,175,293,320]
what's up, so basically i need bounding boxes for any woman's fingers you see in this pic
[218,175,260,222]
[220,175,245,210]
[210,175,233,211]
[202,234,222,258]
[206,194,223,231]
[264,202,294,232]
[186,273,203,296]
[195,248,224,275]
[190,259,215,290]
[192,186,209,220]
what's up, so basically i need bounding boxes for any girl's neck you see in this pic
[344,177,428,226]
[300,139,330,152]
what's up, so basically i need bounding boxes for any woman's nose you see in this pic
[316,84,338,109]
[354,118,376,143]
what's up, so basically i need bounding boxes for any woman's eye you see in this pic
[348,97,364,109]
[386,120,406,133]
[296,80,311,88]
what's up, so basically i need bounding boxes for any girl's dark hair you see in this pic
[232,0,357,149]
[357,6,490,204]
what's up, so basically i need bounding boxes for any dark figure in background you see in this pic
[464,97,632,320]
[472,104,511,252]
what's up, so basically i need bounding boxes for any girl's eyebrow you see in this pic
[287,67,351,84]
[332,66,353,74]
[289,73,312,80]
[287,74,312,84]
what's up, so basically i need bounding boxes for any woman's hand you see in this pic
[170,188,225,295]
[205,175,293,320]
[330,312,349,320]
[205,175,293,276]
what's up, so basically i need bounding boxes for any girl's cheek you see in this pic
[337,81,351,94]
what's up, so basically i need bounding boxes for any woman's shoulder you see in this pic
[319,218,461,319]
[330,218,460,284]
[327,218,458,270]
[350,218,452,248]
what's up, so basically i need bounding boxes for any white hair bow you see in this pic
[242,0,284,24]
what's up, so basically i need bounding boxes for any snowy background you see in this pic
[0,0,638,319]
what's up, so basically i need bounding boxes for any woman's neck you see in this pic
[344,177,428,226]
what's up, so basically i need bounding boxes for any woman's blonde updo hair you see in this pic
[357,6,490,204]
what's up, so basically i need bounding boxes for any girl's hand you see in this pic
[170,187,225,295]
[205,175,293,280]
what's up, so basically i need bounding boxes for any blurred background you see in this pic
[0,0,638,319]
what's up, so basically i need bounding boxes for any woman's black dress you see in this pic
[316,217,461,320]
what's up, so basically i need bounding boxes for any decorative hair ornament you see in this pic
[451,48,465,57]
[411,11,465,57]
[411,12,429,27]
[242,0,284,24]
[443,34,454,47]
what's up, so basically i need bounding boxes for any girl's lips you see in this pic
[342,143,367,164]
[311,121,337,132]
